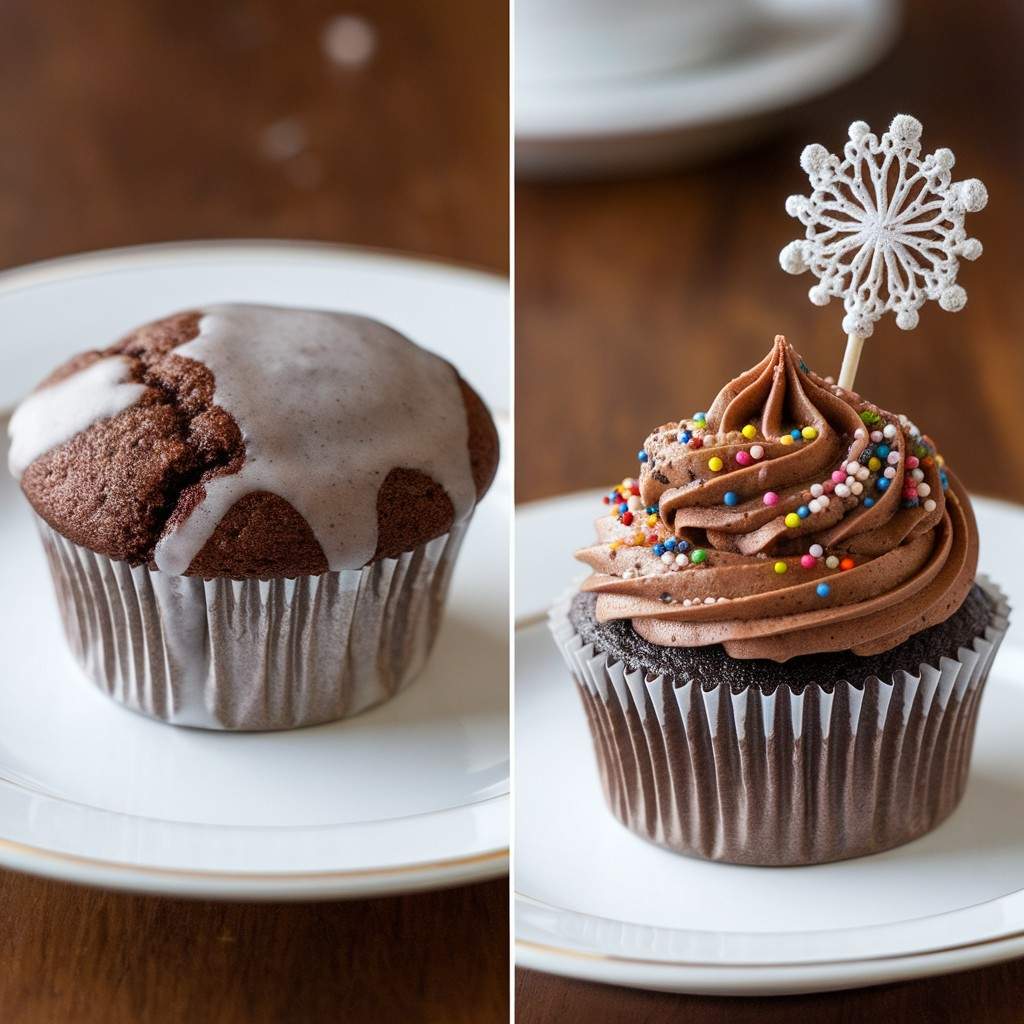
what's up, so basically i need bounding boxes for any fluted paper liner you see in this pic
[37,516,467,731]
[551,578,1009,866]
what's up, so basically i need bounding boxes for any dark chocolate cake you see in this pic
[556,337,1008,864]
[8,304,499,729]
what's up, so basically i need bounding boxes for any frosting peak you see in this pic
[576,338,978,662]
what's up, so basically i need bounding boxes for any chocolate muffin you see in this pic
[553,337,1008,865]
[9,304,499,730]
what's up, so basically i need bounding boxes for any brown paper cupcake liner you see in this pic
[37,515,468,731]
[550,577,1009,866]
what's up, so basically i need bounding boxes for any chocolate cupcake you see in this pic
[552,336,1008,865]
[9,304,498,730]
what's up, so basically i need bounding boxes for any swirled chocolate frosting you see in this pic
[576,337,978,662]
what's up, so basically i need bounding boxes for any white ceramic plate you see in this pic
[0,241,509,900]
[516,0,899,178]
[516,490,1024,994]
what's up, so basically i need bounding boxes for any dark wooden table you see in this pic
[0,3,508,1023]
[516,0,1024,1018]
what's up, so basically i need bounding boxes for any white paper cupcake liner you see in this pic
[37,516,468,731]
[550,577,1009,866]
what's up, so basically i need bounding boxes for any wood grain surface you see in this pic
[0,877,508,1024]
[0,0,508,275]
[0,3,509,1023]
[516,963,1024,1024]
[515,0,1024,1018]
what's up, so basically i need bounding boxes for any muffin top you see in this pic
[575,336,978,662]
[9,305,498,578]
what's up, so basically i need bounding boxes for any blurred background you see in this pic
[0,0,507,274]
[0,3,508,1024]
[516,0,1024,510]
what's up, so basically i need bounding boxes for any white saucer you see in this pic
[0,241,509,900]
[516,0,900,178]
[516,490,1024,994]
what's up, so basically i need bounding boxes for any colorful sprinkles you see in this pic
[602,406,949,602]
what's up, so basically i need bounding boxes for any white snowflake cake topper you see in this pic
[779,114,987,389]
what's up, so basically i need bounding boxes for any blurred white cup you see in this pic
[516,0,754,84]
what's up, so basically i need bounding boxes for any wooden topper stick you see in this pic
[837,334,865,391]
